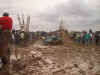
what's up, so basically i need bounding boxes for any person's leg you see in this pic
[85,39,88,46]
[0,30,11,75]
[96,38,98,45]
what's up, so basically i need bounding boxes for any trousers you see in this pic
[0,30,11,75]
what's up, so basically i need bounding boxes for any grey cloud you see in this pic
[38,0,100,31]
[0,0,100,31]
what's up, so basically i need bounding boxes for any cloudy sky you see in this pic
[0,0,100,32]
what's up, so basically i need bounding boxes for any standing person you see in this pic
[92,33,95,45]
[0,12,13,75]
[84,32,90,46]
[95,33,100,45]
[81,31,86,44]
[89,29,93,44]
[76,33,81,44]
[20,31,25,43]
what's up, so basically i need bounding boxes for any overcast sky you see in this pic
[0,0,100,32]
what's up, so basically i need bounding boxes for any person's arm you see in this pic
[0,17,4,30]
[0,25,2,30]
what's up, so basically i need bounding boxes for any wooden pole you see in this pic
[59,18,71,45]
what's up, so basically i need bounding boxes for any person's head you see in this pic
[3,12,9,16]
[89,29,92,33]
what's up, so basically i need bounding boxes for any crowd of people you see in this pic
[11,30,25,44]
[71,29,100,46]
[11,30,37,45]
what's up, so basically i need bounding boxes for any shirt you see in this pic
[0,16,13,31]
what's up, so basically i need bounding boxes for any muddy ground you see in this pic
[10,40,100,75]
